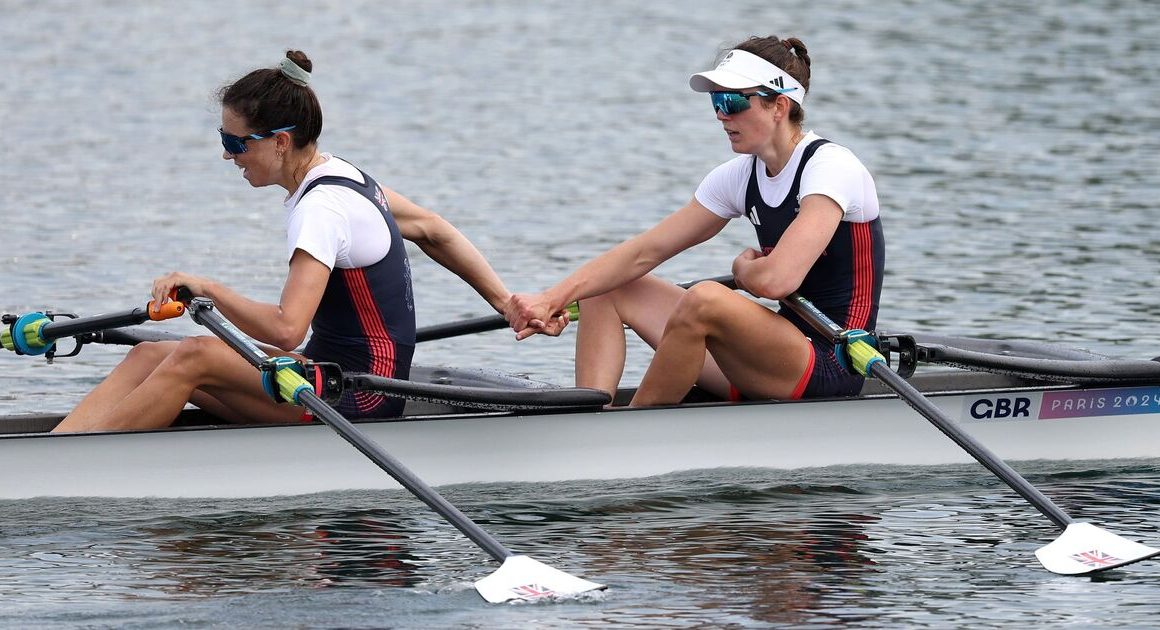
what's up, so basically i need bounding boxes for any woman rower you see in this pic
[54,51,513,432]
[504,35,885,405]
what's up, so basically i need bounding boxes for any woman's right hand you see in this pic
[150,272,213,314]
[505,292,570,340]
[731,248,764,295]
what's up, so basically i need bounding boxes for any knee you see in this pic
[163,336,224,375]
[578,275,652,313]
[577,293,612,316]
[669,282,733,331]
[122,340,175,367]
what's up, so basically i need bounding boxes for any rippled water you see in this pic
[2,0,1160,627]
[1,464,1159,627]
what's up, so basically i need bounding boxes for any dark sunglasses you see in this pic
[710,90,791,115]
[219,125,296,155]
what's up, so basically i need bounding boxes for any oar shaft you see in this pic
[416,274,737,342]
[297,388,512,561]
[187,299,514,563]
[40,308,153,342]
[868,361,1073,529]
[3,301,185,355]
[781,292,1074,530]
[417,314,510,343]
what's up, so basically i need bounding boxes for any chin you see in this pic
[242,171,268,188]
[728,141,750,155]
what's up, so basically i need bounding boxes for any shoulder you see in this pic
[302,156,369,192]
[698,154,754,199]
[290,156,372,206]
[799,134,880,221]
[703,153,754,184]
[806,137,870,174]
[695,154,753,219]
[295,159,375,211]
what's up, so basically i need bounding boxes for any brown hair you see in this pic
[219,50,322,149]
[732,36,811,125]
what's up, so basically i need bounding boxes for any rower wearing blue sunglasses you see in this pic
[218,126,297,155]
[56,51,519,433]
[505,35,885,408]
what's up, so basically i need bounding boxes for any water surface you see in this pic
[2,0,1159,627]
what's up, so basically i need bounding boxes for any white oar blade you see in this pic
[1035,522,1160,575]
[474,555,606,604]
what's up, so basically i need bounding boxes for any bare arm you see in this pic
[731,193,844,299]
[385,188,511,313]
[150,249,330,351]
[505,198,729,335]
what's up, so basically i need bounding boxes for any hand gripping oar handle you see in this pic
[417,274,737,342]
[1,299,185,356]
[184,297,604,601]
[780,293,1073,528]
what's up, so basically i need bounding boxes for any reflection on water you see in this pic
[137,509,428,595]
[0,464,1159,626]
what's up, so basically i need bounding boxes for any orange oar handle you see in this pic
[147,299,186,321]
[146,289,191,321]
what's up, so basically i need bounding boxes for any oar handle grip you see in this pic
[146,300,186,321]
[3,289,192,356]
[846,335,886,377]
[0,312,52,355]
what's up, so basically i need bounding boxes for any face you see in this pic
[713,90,782,155]
[220,107,287,188]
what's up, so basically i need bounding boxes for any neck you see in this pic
[282,147,324,195]
[759,127,805,177]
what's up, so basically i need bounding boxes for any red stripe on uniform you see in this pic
[846,222,874,330]
[344,268,396,412]
[789,341,816,400]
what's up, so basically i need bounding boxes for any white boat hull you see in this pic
[3,379,1159,499]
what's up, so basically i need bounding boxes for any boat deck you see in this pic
[0,366,1068,437]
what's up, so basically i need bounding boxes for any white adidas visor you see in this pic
[689,49,805,105]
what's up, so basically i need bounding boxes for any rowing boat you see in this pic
[3,329,1159,501]
[6,292,1160,582]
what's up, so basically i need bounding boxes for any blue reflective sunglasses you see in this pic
[709,91,770,115]
[710,89,801,115]
[219,125,296,154]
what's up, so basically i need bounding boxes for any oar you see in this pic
[183,297,604,602]
[779,292,1160,575]
[417,274,736,342]
[1,300,185,356]
[84,327,610,411]
[345,373,610,410]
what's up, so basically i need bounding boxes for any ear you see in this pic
[759,94,783,115]
[275,129,295,151]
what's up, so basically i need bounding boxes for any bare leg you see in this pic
[574,292,628,397]
[576,275,732,398]
[54,336,302,433]
[630,282,812,406]
[60,341,179,426]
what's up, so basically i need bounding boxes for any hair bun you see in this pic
[285,50,312,73]
[279,52,311,87]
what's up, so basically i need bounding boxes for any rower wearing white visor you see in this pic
[505,35,885,406]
